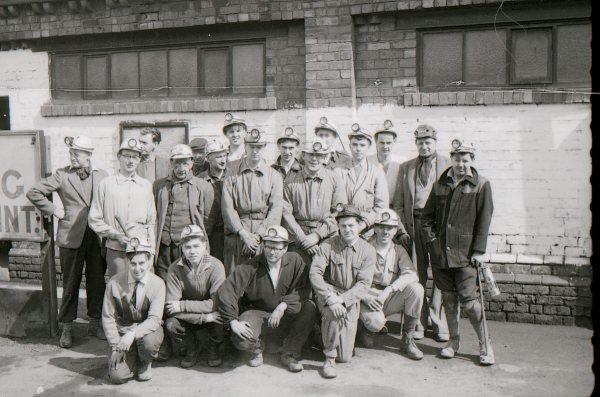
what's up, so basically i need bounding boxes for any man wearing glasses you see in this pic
[89,139,156,277]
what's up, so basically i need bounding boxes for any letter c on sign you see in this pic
[2,170,24,199]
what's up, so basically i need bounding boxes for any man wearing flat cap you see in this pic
[310,205,376,379]
[153,144,215,281]
[393,124,451,342]
[137,127,170,183]
[359,209,424,360]
[338,123,389,239]
[27,135,108,348]
[272,127,302,183]
[282,137,347,263]
[189,137,209,176]
[221,128,283,275]
[198,138,230,262]
[421,140,494,365]
[222,113,247,164]
[102,236,165,384]
[89,138,156,278]
[164,225,226,368]
[217,226,316,372]
[313,116,353,170]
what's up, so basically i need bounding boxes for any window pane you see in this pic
[111,52,139,98]
[202,48,228,94]
[421,32,462,88]
[85,56,108,99]
[140,50,168,97]
[169,48,198,97]
[464,29,507,86]
[232,44,264,95]
[53,55,81,100]
[511,29,552,84]
[556,24,591,84]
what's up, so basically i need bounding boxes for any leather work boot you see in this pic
[479,340,495,366]
[321,358,337,379]
[440,336,460,359]
[359,327,375,348]
[156,338,171,362]
[413,323,425,340]
[207,343,222,367]
[248,351,264,367]
[434,333,450,343]
[180,341,198,368]
[137,361,153,381]
[400,335,423,360]
[280,353,303,373]
[88,318,106,340]
[59,323,73,348]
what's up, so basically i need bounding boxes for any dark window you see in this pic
[51,42,265,100]
[0,97,9,130]
[419,22,590,90]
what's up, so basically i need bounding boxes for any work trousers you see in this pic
[224,218,264,275]
[359,283,424,333]
[106,248,127,278]
[58,227,106,324]
[165,316,224,350]
[107,327,163,384]
[156,243,181,281]
[208,230,224,264]
[319,300,360,362]
[231,301,317,357]
[413,213,448,336]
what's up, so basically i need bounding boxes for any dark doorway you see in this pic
[0,97,10,130]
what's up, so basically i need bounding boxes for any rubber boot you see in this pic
[59,322,73,348]
[207,341,222,367]
[358,322,376,348]
[465,299,495,366]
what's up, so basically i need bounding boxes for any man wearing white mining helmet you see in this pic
[27,135,108,348]
[313,116,352,170]
[271,127,302,183]
[102,236,165,384]
[222,112,247,164]
[89,138,156,277]
[359,209,424,360]
[221,128,283,274]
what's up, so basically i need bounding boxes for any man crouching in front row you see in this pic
[102,237,165,384]
[359,209,424,360]
[217,226,316,372]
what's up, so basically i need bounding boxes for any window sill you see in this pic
[402,90,591,107]
[41,97,277,117]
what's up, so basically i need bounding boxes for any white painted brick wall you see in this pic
[1,50,592,259]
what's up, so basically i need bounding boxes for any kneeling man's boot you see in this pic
[321,358,337,379]
[400,335,423,360]
[137,361,152,381]
[280,352,303,373]
[207,342,222,367]
[59,323,73,348]
[440,336,460,359]
[359,324,376,348]
[248,351,263,367]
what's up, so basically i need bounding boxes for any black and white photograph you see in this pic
[0,0,594,396]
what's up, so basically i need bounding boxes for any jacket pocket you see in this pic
[458,234,473,265]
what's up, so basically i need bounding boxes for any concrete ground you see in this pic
[0,319,593,397]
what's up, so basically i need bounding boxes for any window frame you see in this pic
[417,19,590,91]
[50,39,267,100]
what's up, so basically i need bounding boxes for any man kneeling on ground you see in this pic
[102,237,165,384]
[217,226,316,372]
[164,225,226,368]
[359,209,424,360]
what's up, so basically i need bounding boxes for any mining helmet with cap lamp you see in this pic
[222,112,247,134]
[244,128,267,145]
[374,119,397,140]
[170,144,194,160]
[118,138,143,155]
[205,139,230,157]
[334,204,364,223]
[314,116,339,137]
[277,127,301,145]
[414,124,438,140]
[180,225,207,242]
[450,139,476,157]
[302,137,330,155]
[125,237,154,255]
[375,209,400,227]
[64,135,94,153]
[348,123,373,144]
[262,225,289,243]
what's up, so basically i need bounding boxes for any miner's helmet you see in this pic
[277,127,301,145]
[450,139,475,156]
[65,135,94,153]
[125,237,153,255]
[302,137,330,155]
[374,209,400,227]
[314,116,339,137]
[334,204,364,223]
[414,124,438,140]
[180,225,207,242]
[205,138,230,157]
[348,122,373,144]
[262,225,290,243]
[244,128,267,146]
[170,144,194,160]
[118,138,143,155]
[223,112,247,133]
[374,120,397,140]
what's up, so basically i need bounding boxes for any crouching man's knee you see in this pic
[360,309,386,333]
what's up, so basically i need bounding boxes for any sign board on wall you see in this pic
[0,131,47,242]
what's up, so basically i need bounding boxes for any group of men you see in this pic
[26,113,495,383]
